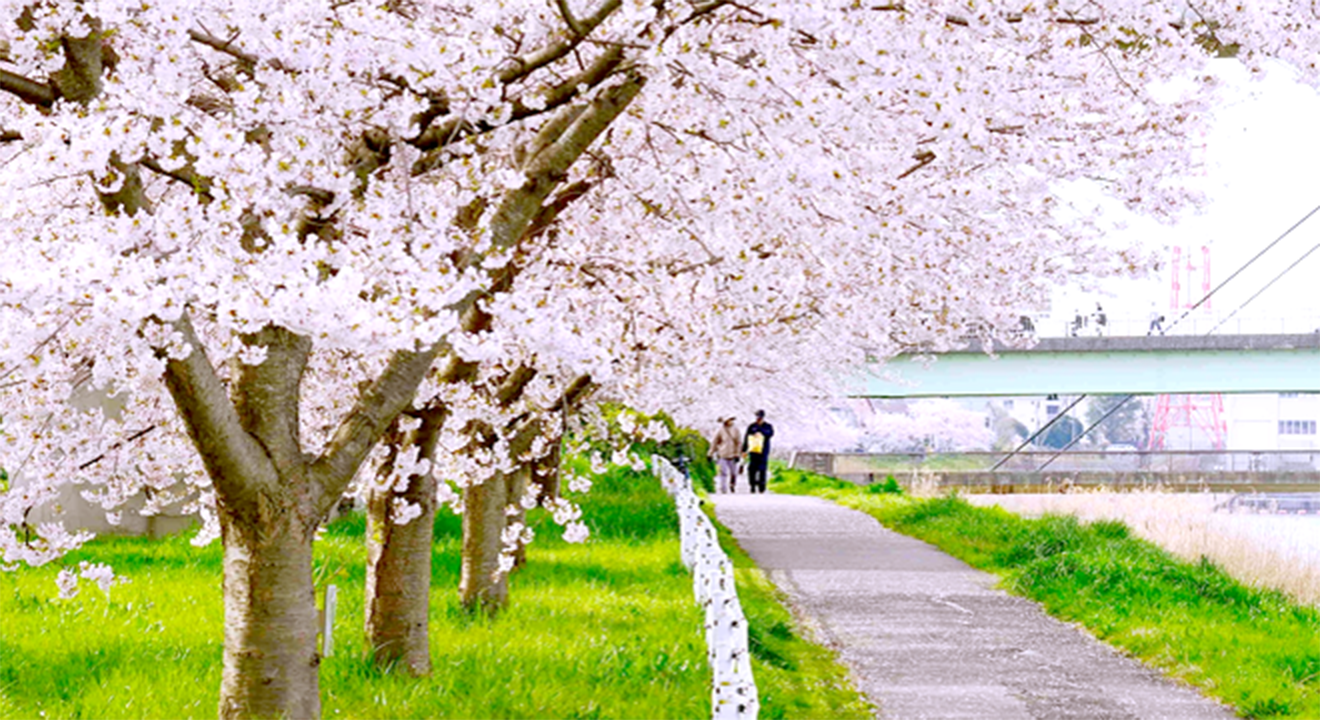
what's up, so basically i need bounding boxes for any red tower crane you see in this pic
[1149,245,1227,450]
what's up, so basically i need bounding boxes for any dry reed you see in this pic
[968,490,1320,606]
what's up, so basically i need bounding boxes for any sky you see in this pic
[1043,60,1320,338]
[786,62,1320,450]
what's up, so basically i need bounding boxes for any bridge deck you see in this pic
[857,333,1320,398]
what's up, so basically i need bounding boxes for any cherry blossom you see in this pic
[3,1,1318,715]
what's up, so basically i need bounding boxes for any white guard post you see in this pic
[654,456,759,720]
[321,584,339,658]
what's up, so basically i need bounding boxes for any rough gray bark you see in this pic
[459,374,595,609]
[444,79,645,617]
[163,318,440,718]
[458,467,513,614]
[364,410,443,674]
[512,438,567,569]
[455,369,542,613]
[217,507,320,720]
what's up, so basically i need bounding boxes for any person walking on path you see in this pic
[708,417,742,493]
[1148,310,1166,336]
[743,410,775,494]
[1070,308,1085,337]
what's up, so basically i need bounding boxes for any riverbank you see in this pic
[770,468,1320,718]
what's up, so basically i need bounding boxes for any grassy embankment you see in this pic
[772,467,1320,719]
[0,461,867,719]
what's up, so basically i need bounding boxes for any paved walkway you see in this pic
[712,492,1236,720]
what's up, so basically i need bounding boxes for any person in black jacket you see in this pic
[742,410,775,494]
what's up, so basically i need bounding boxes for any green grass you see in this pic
[0,464,866,719]
[772,466,900,497]
[771,469,1320,718]
[834,453,991,474]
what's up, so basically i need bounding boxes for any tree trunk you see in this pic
[365,413,442,674]
[218,507,321,720]
[162,319,443,720]
[505,465,533,571]
[535,438,562,502]
[459,472,511,614]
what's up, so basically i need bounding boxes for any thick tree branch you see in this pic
[426,77,640,384]
[485,71,646,258]
[141,157,216,202]
[310,342,443,506]
[522,178,596,241]
[427,178,597,391]
[499,0,623,85]
[555,0,588,37]
[530,45,626,131]
[505,375,595,461]
[550,374,595,413]
[305,39,641,509]
[52,32,107,104]
[411,44,626,168]
[495,365,539,409]
[521,105,589,171]
[232,326,313,475]
[99,155,150,216]
[161,315,282,510]
[0,68,55,107]
[188,29,260,72]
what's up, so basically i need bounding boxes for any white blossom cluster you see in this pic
[3,0,1318,573]
[55,560,122,600]
[496,515,544,576]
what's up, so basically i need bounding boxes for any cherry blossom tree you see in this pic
[858,399,993,453]
[3,1,1319,717]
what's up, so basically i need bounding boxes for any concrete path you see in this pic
[712,492,1236,720]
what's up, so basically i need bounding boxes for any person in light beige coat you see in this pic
[709,417,743,493]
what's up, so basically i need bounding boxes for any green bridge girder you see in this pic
[855,334,1320,398]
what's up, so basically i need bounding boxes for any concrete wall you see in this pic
[17,477,198,539]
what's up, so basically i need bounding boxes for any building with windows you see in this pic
[1227,393,1320,450]
[985,393,1320,453]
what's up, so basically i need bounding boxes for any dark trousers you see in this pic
[747,455,768,493]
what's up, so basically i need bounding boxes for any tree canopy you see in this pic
[3,3,1320,714]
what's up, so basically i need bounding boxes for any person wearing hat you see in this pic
[708,416,743,493]
[742,410,775,494]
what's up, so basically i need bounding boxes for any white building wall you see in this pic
[1226,393,1320,451]
[1230,419,1278,449]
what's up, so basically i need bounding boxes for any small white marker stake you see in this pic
[322,584,338,657]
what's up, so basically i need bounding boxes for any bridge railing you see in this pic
[1038,314,1320,338]
[653,456,758,720]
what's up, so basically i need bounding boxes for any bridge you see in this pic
[855,333,1320,398]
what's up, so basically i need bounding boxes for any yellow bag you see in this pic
[747,433,764,454]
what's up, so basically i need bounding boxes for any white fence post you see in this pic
[320,584,339,658]
[654,455,759,720]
